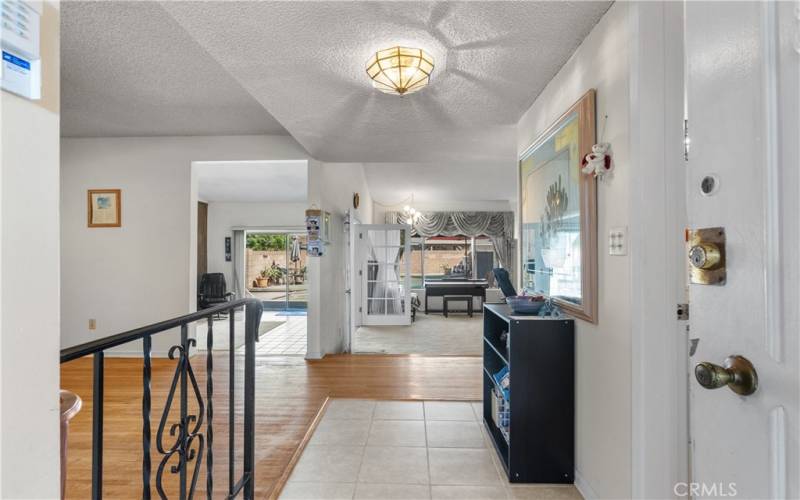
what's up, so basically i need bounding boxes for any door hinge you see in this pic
[359,232,363,239]
[358,306,362,312]
[677,303,689,320]
[358,270,362,276]
[683,118,690,161]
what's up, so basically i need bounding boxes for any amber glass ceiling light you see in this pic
[366,46,434,96]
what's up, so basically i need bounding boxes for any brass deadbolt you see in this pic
[687,227,726,285]
[689,243,721,270]
[695,355,758,396]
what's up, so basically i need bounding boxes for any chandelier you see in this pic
[365,46,434,96]
[403,204,421,225]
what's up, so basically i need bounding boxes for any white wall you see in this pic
[205,201,307,293]
[0,1,61,496]
[61,135,308,356]
[306,161,373,358]
[516,3,632,498]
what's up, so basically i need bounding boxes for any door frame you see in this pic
[628,2,690,498]
[347,214,362,352]
[242,227,307,310]
[358,223,412,326]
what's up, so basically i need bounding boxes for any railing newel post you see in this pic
[179,323,189,500]
[143,335,152,499]
[243,301,262,500]
[92,351,104,500]
[228,308,235,497]
[206,316,214,500]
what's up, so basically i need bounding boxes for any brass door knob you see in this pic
[694,355,758,396]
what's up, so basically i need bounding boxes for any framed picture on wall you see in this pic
[87,189,121,228]
[518,90,597,323]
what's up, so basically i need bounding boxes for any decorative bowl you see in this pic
[505,296,545,315]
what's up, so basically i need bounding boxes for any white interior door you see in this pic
[686,2,798,498]
[359,224,411,326]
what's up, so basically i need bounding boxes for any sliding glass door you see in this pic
[246,231,308,310]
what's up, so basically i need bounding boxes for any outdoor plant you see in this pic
[267,265,283,284]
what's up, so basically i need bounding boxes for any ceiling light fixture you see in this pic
[365,46,434,96]
[403,205,421,225]
[402,194,422,225]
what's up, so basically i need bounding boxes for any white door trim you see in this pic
[628,2,689,498]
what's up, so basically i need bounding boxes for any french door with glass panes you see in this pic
[359,224,411,326]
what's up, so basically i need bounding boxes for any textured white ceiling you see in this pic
[196,161,308,203]
[161,1,612,162]
[364,160,517,206]
[61,2,287,137]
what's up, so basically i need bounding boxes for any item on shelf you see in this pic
[537,298,563,318]
[493,366,510,400]
[491,387,511,441]
[506,294,546,314]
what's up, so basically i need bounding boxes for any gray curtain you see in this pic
[386,211,513,238]
[232,229,245,299]
[385,211,516,281]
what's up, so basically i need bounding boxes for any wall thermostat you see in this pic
[1,0,42,100]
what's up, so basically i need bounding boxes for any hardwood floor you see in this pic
[60,354,481,499]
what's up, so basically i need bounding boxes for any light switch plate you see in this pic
[609,227,627,256]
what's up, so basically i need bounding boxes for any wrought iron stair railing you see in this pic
[60,298,263,500]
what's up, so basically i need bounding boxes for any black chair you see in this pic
[493,268,517,298]
[198,273,234,315]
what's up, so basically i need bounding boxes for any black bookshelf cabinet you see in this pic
[482,303,575,483]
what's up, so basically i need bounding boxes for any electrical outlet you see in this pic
[609,227,627,256]
[89,318,96,330]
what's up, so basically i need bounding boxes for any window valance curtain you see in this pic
[385,211,513,239]
[385,211,517,282]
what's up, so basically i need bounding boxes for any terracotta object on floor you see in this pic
[60,389,82,499]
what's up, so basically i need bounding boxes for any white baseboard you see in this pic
[305,350,323,360]
[575,468,599,500]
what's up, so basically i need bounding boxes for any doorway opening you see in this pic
[191,159,310,357]
[244,230,308,355]
[352,231,497,356]
[246,231,309,311]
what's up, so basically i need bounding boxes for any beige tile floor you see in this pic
[256,312,307,355]
[280,399,583,500]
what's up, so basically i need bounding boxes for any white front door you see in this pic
[686,2,798,498]
[359,224,412,326]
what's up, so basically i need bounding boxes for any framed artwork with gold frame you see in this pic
[87,189,122,228]
[518,90,597,323]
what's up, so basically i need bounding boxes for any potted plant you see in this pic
[267,265,283,285]
[256,268,269,288]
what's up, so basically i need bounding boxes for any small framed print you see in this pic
[87,189,121,227]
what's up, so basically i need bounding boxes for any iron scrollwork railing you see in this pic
[60,298,263,500]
